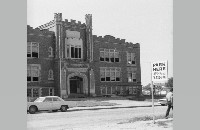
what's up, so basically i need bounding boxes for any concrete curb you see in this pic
[68,104,161,112]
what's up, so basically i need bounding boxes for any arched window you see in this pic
[48,69,54,80]
[48,47,53,57]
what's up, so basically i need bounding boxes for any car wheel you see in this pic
[52,110,58,112]
[29,106,37,114]
[60,105,67,112]
[161,104,165,106]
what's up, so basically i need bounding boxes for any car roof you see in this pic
[39,96,61,98]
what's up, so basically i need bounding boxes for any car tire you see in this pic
[60,105,67,112]
[52,110,58,112]
[29,106,37,114]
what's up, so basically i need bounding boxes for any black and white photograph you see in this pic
[27,0,173,129]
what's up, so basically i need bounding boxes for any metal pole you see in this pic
[59,25,62,98]
[150,62,155,124]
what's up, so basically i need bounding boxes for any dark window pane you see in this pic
[116,77,120,81]
[32,52,38,58]
[106,77,110,81]
[100,57,104,61]
[105,58,109,62]
[78,48,81,58]
[33,77,39,81]
[133,79,136,82]
[27,77,31,81]
[71,47,74,58]
[110,58,114,62]
[27,54,31,57]
[132,61,135,64]
[115,58,119,62]
[75,48,78,58]
[101,78,105,81]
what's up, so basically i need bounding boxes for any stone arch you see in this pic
[67,72,88,95]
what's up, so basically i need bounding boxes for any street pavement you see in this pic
[27,100,173,130]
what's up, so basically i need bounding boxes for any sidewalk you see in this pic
[69,100,160,111]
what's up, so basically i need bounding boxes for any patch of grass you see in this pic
[157,120,172,128]
[118,114,173,124]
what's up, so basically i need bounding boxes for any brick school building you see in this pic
[27,13,141,99]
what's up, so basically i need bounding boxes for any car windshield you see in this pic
[34,97,45,102]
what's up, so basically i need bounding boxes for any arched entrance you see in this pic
[67,73,88,95]
[69,76,83,94]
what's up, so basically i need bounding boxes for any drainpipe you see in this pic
[88,67,91,97]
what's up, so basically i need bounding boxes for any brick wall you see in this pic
[92,35,141,95]
[27,25,56,94]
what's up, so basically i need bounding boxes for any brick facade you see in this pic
[27,13,142,99]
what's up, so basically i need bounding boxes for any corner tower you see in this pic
[85,14,93,62]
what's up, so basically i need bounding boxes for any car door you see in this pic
[40,97,53,110]
[52,97,62,110]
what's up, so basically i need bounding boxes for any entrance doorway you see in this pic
[69,76,83,94]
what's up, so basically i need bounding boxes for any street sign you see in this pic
[151,60,168,82]
[150,60,168,124]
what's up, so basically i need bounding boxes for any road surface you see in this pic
[27,105,169,130]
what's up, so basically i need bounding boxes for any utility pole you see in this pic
[150,62,155,124]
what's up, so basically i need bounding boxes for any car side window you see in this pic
[43,97,52,102]
[53,97,61,101]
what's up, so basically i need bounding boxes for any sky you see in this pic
[27,0,173,86]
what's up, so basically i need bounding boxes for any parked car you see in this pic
[158,98,167,106]
[27,96,69,114]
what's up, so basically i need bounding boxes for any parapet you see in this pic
[63,19,86,29]
[93,34,140,47]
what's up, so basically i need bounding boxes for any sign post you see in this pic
[150,73,155,124]
[151,60,168,124]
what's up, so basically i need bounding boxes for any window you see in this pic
[48,47,53,57]
[27,88,54,98]
[49,88,54,96]
[65,32,83,59]
[105,49,109,62]
[127,52,136,65]
[127,68,137,82]
[100,68,121,82]
[27,64,40,82]
[100,69,105,81]
[53,97,61,101]
[127,73,136,82]
[67,44,82,59]
[27,42,39,58]
[99,49,120,63]
[115,51,119,62]
[105,68,110,81]
[66,45,70,58]
[27,88,32,97]
[110,50,114,62]
[100,48,105,61]
[44,97,52,102]
[33,88,39,97]
[48,70,54,80]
